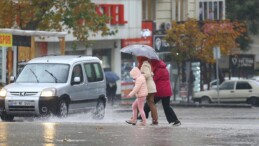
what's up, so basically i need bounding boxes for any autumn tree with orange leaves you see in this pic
[198,20,246,89]
[165,18,246,94]
[0,0,113,42]
[198,20,247,63]
[165,19,205,101]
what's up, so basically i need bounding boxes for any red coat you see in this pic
[151,60,172,97]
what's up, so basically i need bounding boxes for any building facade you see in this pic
[144,0,226,97]
[35,0,142,95]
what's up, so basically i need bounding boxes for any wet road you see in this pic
[0,104,259,146]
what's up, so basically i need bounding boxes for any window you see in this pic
[93,49,111,71]
[219,82,234,90]
[71,64,83,83]
[16,63,69,83]
[142,0,155,20]
[84,63,104,82]
[236,82,252,90]
[199,0,225,21]
[93,63,104,81]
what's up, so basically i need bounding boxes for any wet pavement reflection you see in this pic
[0,106,258,146]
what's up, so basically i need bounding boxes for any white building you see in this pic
[36,0,143,95]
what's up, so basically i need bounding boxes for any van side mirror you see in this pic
[72,77,80,85]
[10,76,15,83]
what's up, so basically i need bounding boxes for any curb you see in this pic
[170,103,252,108]
[117,102,252,108]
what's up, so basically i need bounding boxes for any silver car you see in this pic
[193,79,259,106]
[0,55,107,121]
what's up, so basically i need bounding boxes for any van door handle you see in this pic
[230,91,234,93]
[248,90,252,92]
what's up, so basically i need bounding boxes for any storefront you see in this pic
[120,21,153,102]
[0,30,66,85]
[39,0,142,96]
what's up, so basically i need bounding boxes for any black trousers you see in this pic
[144,96,179,124]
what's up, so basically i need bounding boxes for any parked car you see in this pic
[210,77,242,90]
[193,79,259,106]
[250,76,259,82]
[0,55,107,121]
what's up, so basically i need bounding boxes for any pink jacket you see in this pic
[128,67,148,98]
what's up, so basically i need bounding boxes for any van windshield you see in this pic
[16,63,70,83]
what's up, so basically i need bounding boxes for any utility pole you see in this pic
[213,46,221,104]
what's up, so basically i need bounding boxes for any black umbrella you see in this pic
[104,71,120,83]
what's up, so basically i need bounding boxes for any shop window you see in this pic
[93,49,111,71]
[121,53,135,82]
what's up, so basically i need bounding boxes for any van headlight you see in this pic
[40,88,56,97]
[0,88,7,97]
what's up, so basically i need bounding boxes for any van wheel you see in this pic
[200,96,211,104]
[57,99,68,118]
[1,113,14,121]
[92,101,105,120]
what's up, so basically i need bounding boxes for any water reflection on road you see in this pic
[0,106,258,146]
[43,123,56,146]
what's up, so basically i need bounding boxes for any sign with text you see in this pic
[0,33,12,47]
[96,4,127,25]
[153,35,170,52]
[13,35,31,47]
[121,21,153,47]
[230,54,254,69]
[229,54,255,77]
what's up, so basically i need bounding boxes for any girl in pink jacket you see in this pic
[126,67,148,126]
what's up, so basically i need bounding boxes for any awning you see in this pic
[0,29,67,37]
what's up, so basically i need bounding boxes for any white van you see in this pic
[0,55,107,121]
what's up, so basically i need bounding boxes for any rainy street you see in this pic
[0,104,259,146]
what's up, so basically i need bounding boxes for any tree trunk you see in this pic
[173,61,180,101]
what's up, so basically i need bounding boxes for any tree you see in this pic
[198,20,246,63]
[198,20,246,88]
[0,0,113,41]
[226,0,259,50]
[226,0,259,34]
[165,19,246,95]
[165,19,205,101]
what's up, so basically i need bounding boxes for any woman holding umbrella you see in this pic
[141,59,181,126]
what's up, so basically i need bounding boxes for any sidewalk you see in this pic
[116,95,252,108]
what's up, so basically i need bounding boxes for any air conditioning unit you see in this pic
[164,22,171,30]
[159,22,171,31]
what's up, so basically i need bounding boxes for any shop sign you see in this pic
[230,54,254,69]
[0,33,12,47]
[121,21,153,47]
[229,54,255,77]
[96,4,127,25]
[121,39,152,48]
[153,35,170,52]
[13,35,31,47]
